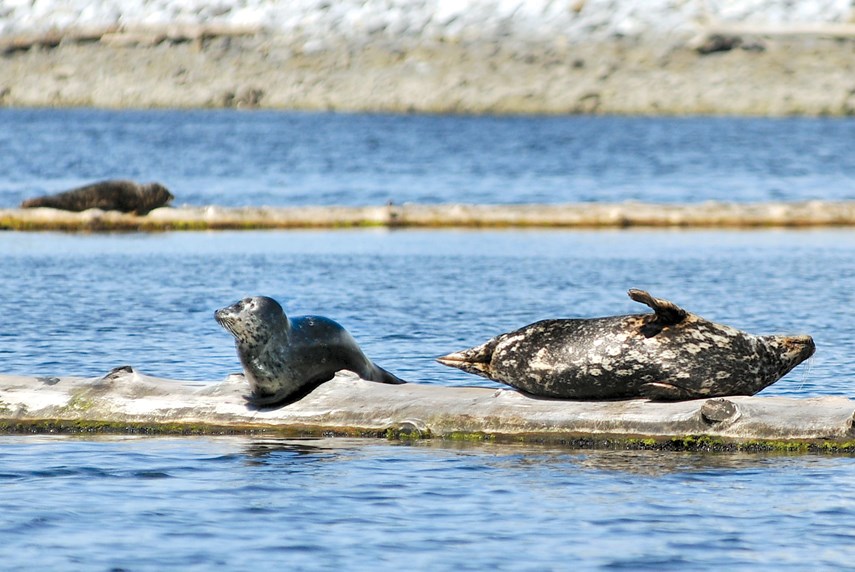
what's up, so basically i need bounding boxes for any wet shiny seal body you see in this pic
[437,289,815,400]
[21,179,173,215]
[215,296,404,406]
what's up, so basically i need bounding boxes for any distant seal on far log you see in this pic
[437,289,815,401]
[215,296,405,406]
[20,179,173,215]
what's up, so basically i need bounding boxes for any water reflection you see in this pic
[240,438,340,466]
[242,437,854,477]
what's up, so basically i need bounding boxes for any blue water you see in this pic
[1,110,854,570]
[2,436,854,571]
[1,109,853,207]
[0,229,852,398]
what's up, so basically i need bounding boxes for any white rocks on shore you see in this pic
[1,0,852,43]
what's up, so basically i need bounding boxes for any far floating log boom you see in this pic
[2,201,855,231]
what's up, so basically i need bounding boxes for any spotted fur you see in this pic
[438,289,815,400]
[215,296,404,406]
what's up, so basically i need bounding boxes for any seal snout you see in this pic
[214,306,239,335]
[765,333,816,379]
[781,334,816,361]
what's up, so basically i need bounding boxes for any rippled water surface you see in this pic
[0,229,852,398]
[1,111,854,570]
[2,436,855,571]
[1,109,853,206]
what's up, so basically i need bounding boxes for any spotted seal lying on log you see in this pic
[215,296,405,406]
[437,289,815,401]
[20,179,173,215]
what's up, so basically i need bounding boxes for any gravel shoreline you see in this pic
[0,27,853,115]
[2,0,854,115]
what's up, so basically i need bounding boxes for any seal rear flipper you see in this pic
[373,365,407,385]
[640,382,698,401]
[436,337,500,380]
[628,289,688,326]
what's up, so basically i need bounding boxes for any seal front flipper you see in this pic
[640,381,698,401]
[246,374,333,409]
[628,289,688,338]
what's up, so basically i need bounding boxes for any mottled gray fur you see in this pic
[438,289,815,400]
[21,179,173,215]
[215,296,404,406]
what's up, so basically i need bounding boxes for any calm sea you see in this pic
[0,110,854,570]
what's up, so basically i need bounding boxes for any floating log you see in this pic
[100,24,262,47]
[0,24,260,53]
[2,201,855,231]
[1,369,853,451]
[690,21,855,53]
[0,25,118,54]
[695,21,855,41]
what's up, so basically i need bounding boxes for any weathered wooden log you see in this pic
[696,21,855,42]
[690,21,855,53]
[0,24,261,53]
[1,368,853,450]
[2,201,855,231]
[0,25,118,54]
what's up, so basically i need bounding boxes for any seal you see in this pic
[215,296,405,406]
[437,289,815,400]
[20,179,173,215]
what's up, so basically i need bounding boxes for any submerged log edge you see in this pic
[3,201,855,231]
[1,370,854,453]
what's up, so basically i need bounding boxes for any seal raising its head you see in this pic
[21,179,173,215]
[215,296,404,406]
[437,289,815,401]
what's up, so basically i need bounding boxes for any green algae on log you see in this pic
[1,368,853,451]
[3,201,855,231]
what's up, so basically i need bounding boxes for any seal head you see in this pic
[215,296,404,406]
[437,289,815,401]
